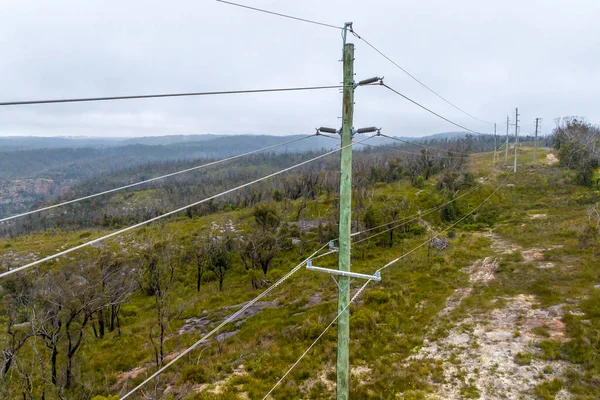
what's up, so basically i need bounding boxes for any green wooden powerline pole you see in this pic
[337,29,354,400]
[514,108,519,173]
[534,117,540,165]
[505,115,509,162]
[494,122,497,161]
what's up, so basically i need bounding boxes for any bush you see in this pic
[441,202,458,222]
[351,309,374,330]
[300,323,323,340]
[514,352,533,365]
[366,290,390,304]
[179,364,209,384]
[415,175,425,189]
[535,379,564,400]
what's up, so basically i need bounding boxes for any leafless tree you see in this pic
[140,235,177,369]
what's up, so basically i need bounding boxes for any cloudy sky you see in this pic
[0,0,598,138]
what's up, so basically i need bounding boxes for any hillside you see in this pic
[0,133,500,226]
[1,143,599,399]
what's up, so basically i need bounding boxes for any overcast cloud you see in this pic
[0,0,598,138]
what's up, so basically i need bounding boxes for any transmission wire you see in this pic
[351,29,494,126]
[0,134,316,223]
[262,172,511,398]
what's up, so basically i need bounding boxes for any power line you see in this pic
[353,168,504,244]
[380,83,488,136]
[378,133,474,156]
[120,242,333,399]
[263,172,510,398]
[355,140,471,160]
[0,137,374,279]
[216,0,342,30]
[320,132,505,158]
[261,278,371,400]
[0,85,345,107]
[318,133,470,159]
[377,173,510,271]
[122,153,468,398]
[350,29,494,126]
[102,148,501,398]
[0,134,316,223]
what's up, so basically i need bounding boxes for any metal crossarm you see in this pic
[306,260,381,281]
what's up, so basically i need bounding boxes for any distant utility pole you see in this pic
[494,123,497,161]
[505,115,509,162]
[514,108,519,173]
[534,117,541,165]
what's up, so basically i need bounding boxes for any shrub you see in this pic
[351,309,374,330]
[534,379,564,400]
[301,323,324,340]
[514,352,533,365]
[441,202,458,222]
[179,364,208,384]
[415,175,425,189]
[366,290,390,305]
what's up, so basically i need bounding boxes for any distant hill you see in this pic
[413,131,470,140]
[0,131,475,152]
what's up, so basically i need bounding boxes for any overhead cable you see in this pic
[0,136,373,278]
[0,134,316,223]
[355,140,471,160]
[0,85,345,107]
[120,242,333,399]
[378,133,474,156]
[320,132,503,158]
[380,83,488,136]
[353,169,504,243]
[215,0,342,30]
[263,172,511,398]
[350,29,494,126]
[318,133,468,159]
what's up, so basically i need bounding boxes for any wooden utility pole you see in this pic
[311,27,382,400]
[514,108,519,173]
[534,117,540,165]
[337,22,354,400]
[505,115,509,162]
[494,123,497,161]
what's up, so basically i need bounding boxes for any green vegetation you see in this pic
[0,134,599,399]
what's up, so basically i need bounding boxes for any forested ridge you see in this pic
[2,129,596,399]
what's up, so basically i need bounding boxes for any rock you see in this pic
[215,330,239,342]
[485,331,514,341]
[179,317,211,335]
[408,292,577,399]
[546,154,559,165]
[429,237,449,250]
[529,214,547,220]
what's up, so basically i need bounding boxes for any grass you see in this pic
[1,147,600,399]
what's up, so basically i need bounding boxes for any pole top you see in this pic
[342,22,354,46]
